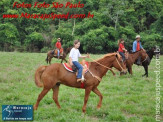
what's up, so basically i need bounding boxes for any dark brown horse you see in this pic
[46,47,72,64]
[138,47,156,77]
[34,53,127,113]
[126,49,148,75]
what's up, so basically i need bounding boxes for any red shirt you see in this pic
[55,42,61,49]
[118,43,125,52]
[136,41,140,51]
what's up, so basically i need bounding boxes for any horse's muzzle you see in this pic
[120,70,127,75]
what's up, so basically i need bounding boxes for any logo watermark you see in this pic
[2,105,33,121]
[154,46,161,121]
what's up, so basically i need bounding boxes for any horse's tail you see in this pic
[45,55,48,64]
[34,65,47,88]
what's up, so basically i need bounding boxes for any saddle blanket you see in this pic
[63,62,89,73]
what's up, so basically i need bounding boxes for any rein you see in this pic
[115,57,126,72]
[142,55,149,63]
[88,69,102,82]
[89,57,115,76]
[89,54,125,73]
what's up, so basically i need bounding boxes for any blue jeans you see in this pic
[72,61,83,79]
[119,52,126,61]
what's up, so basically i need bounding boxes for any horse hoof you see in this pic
[97,106,101,109]
[82,109,86,113]
[33,105,37,110]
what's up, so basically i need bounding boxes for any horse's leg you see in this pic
[126,66,130,74]
[82,86,92,113]
[49,57,52,64]
[130,67,133,75]
[34,88,50,110]
[142,65,146,77]
[127,65,132,74]
[64,59,67,63]
[92,87,103,109]
[45,55,48,64]
[128,66,132,75]
[145,65,148,77]
[52,85,61,109]
[61,59,63,63]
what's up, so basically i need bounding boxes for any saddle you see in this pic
[119,52,129,61]
[53,48,63,56]
[63,61,89,73]
[63,60,103,83]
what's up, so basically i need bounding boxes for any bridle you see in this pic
[89,57,115,75]
[115,56,126,73]
[89,53,126,73]
[86,53,126,82]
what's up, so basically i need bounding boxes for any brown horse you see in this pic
[34,53,127,113]
[46,47,72,64]
[126,49,148,75]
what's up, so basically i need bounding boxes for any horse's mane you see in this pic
[94,52,118,62]
[129,49,142,54]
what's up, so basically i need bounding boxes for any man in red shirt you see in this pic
[133,35,145,65]
[55,38,62,59]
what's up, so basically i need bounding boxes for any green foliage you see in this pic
[24,32,44,52]
[40,46,51,53]
[0,23,20,51]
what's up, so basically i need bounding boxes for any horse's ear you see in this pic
[116,54,118,58]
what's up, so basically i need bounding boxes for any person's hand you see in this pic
[87,54,90,58]
[70,62,73,66]
[143,49,146,52]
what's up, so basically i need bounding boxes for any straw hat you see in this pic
[57,38,61,41]
[136,35,141,39]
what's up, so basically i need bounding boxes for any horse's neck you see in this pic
[90,56,114,78]
[148,51,154,60]
[130,52,140,62]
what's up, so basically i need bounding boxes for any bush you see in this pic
[40,47,52,53]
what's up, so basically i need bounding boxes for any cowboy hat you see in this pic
[136,35,141,39]
[57,38,61,40]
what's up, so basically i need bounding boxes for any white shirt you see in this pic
[69,48,81,61]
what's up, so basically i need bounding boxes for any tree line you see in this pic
[0,0,163,53]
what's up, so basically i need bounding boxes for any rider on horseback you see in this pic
[55,38,62,59]
[69,40,89,82]
[118,39,127,62]
[133,35,145,65]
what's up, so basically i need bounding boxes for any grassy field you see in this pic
[0,52,162,122]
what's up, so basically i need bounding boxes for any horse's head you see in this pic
[65,47,73,54]
[139,49,148,59]
[112,53,127,74]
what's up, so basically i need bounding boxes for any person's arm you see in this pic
[59,42,62,48]
[122,48,127,52]
[78,51,89,58]
[69,57,73,66]
[133,41,136,52]
[140,42,143,49]
[69,49,73,66]
[79,55,89,58]
[140,42,146,52]
[121,44,127,52]
[55,42,58,48]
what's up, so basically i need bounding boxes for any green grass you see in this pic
[0,52,163,122]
